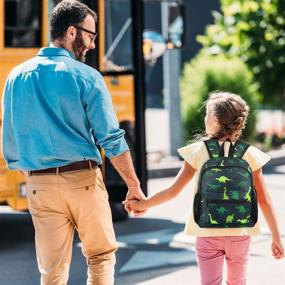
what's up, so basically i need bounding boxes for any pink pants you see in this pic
[196,236,251,285]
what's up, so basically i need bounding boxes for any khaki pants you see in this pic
[26,168,117,285]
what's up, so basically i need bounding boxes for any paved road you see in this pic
[0,165,285,285]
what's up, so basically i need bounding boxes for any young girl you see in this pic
[124,92,284,285]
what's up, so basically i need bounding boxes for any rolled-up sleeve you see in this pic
[84,72,129,158]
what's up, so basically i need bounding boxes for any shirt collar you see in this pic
[37,46,76,60]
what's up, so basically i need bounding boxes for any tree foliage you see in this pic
[180,53,260,142]
[198,0,285,106]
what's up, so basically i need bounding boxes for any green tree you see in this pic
[198,0,285,107]
[180,53,260,142]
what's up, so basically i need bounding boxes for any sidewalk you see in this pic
[148,147,285,179]
[115,165,285,285]
[146,108,285,178]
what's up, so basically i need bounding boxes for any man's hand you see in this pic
[124,186,147,216]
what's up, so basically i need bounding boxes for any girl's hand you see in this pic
[271,239,284,259]
[123,199,147,213]
[125,186,147,216]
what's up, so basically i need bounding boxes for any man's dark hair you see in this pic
[50,0,97,41]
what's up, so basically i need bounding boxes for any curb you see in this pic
[148,154,285,179]
[263,156,285,169]
[148,161,182,179]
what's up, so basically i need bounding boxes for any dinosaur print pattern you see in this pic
[216,176,231,183]
[237,216,251,224]
[223,187,229,200]
[226,213,234,224]
[194,139,258,228]
[211,168,222,173]
[244,187,252,202]
[208,213,219,224]
[236,171,250,178]
[237,180,249,188]
[216,206,228,214]
[208,184,221,190]
[231,191,239,199]
[236,205,247,214]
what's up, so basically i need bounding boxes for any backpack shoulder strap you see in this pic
[204,139,224,158]
[228,140,250,158]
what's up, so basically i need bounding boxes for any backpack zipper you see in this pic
[207,199,246,205]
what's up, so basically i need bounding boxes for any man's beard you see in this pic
[72,32,87,62]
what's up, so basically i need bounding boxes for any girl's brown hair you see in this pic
[206,91,249,140]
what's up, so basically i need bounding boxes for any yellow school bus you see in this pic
[0,0,184,219]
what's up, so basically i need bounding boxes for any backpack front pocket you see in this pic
[198,199,256,228]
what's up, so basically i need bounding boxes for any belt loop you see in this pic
[56,167,59,175]
[88,160,92,170]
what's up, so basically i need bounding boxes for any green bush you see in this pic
[180,53,261,142]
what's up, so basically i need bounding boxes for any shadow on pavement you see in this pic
[263,164,285,175]
[114,217,197,285]
[0,212,34,250]
[0,211,197,285]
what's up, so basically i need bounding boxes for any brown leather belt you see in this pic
[29,160,98,175]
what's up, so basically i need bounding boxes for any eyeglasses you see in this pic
[75,26,97,41]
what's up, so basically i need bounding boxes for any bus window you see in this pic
[102,0,133,72]
[4,0,42,48]
[48,0,62,42]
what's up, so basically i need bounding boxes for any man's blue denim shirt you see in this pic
[1,47,129,171]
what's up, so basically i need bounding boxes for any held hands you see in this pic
[123,186,147,217]
[123,198,146,214]
[271,239,284,259]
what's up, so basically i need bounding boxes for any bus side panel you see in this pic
[103,74,136,202]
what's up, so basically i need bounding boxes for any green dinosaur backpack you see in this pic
[193,139,258,228]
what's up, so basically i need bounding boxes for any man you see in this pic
[1,1,145,284]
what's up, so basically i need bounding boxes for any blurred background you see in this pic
[0,0,284,284]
